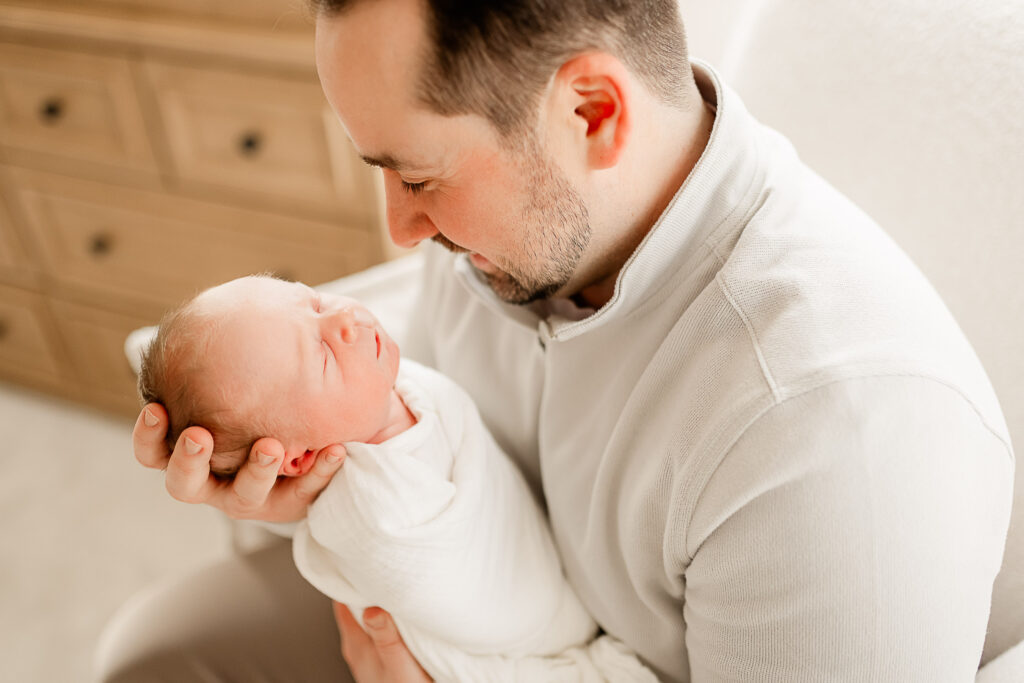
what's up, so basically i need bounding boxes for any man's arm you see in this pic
[682,375,1013,681]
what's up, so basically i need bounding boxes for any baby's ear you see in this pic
[279,449,317,477]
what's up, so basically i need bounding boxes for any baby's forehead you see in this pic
[198,275,300,309]
[190,281,304,383]
[191,279,302,336]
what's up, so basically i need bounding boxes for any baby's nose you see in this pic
[334,309,361,344]
[335,309,360,342]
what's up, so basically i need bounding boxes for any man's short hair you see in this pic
[311,0,690,136]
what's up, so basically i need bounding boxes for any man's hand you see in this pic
[333,603,432,682]
[132,403,346,522]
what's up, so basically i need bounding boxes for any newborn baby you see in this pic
[138,275,654,682]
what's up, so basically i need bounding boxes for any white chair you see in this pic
[672,0,759,75]
[717,0,1024,676]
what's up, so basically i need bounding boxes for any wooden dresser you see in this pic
[0,0,392,417]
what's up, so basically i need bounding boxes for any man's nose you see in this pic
[383,174,439,248]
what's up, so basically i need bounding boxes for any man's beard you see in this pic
[432,142,591,305]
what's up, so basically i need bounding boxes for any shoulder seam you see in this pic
[714,272,781,402]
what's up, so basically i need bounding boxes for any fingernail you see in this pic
[326,452,342,464]
[184,437,202,456]
[143,408,158,427]
[256,451,275,466]
[364,611,386,629]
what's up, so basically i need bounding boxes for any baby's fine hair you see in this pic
[137,297,254,478]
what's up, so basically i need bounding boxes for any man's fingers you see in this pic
[333,603,431,681]
[133,403,171,469]
[293,445,347,502]
[164,426,218,503]
[363,607,432,680]
[223,437,284,518]
[363,607,404,648]
[333,602,374,669]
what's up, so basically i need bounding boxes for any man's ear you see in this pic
[551,52,632,170]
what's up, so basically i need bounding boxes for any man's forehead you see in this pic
[315,0,459,172]
[314,0,425,109]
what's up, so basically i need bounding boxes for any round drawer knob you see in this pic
[39,97,65,125]
[238,131,263,157]
[89,233,114,258]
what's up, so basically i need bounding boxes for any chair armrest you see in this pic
[977,639,1024,683]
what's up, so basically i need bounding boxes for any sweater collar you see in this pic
[453,61,765,340]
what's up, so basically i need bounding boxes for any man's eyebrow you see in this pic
[360,153,415,172]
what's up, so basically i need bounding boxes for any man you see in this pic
[110,0,1013,680]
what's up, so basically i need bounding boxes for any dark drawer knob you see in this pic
[39,97,65,125]
[238,131,263,157]
[0,318,8,341]
[89,233,114,258]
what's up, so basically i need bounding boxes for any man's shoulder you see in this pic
[707,171,995,415]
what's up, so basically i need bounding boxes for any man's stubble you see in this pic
[432,140,591,305]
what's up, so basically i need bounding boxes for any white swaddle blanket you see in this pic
[292,360,655,682]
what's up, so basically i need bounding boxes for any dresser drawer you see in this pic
[0,42,156,177]
[142,61,374,220]
[0,284,66,390]
[48,299,147,416]
[14,170,377,314]
[76,0,310,29]
[0,168,40,287]
[0,185,25,275]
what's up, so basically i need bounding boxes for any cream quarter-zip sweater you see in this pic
[402,63,1014,682]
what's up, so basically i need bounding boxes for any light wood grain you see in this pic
[143,60,374,222]
[72,0,311,29]
[0,41,157,182]
[0,2,316,73]
[0,283,66,391]
[13,168,378,317]
[48,298,150,416]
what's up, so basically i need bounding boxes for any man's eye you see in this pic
[401,180,426,195]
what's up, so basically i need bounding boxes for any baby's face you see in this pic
[194,276,401,473]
